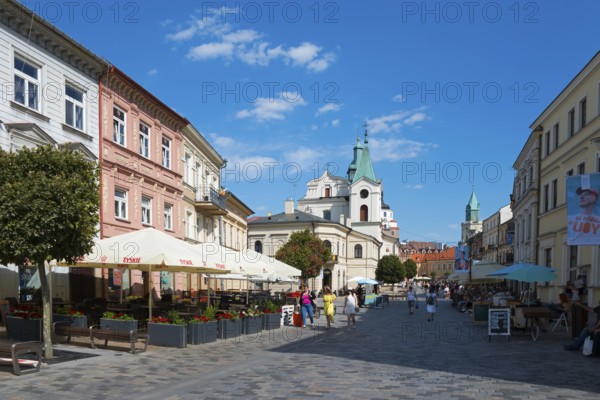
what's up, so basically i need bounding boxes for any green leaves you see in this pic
[0,145,100,265]
[274,229,332,283]
[376,255,405,284]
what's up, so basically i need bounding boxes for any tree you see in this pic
[375,255,405,285]
[275,230,332,286]
[403,259,418,279]
[0,145,100,358]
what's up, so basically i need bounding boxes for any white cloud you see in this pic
[285,147,324,166]
[368,137,435,161]
[208,133,237,148]
[448,223,460,230]
[368,111,411,134]
[166,15,335,72]
[187,42,234,60]
[331,119,340,127]
[222,29,262,43]
[166,26,197,41]
[311,124,318,130]
[148,69,158,76]
[236,93,306,122]
[316,103,342,116]
[404,112,426,126]
[392,94,403,102]
[367,109,429,133]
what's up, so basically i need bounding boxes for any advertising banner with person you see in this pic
[454,245,469,271]
[567,174,600,245]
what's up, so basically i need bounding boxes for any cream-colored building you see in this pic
[179,125,256,293]
[481,205,512,263]
[512,130,540,266]
[528,51,600,304]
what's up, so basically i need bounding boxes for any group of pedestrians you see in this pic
[300,283,442,330]
[299,285,359,330]
[406,285,438,321]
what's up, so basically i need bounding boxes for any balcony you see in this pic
[195,186,227,215]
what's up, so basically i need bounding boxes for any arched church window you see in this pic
[360,205,368,221]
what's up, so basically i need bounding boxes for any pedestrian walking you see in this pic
[343,289,358,329]
[322,285,336,329]
[426,286,437,322]
[299,286,315,329]
[407,285,417,314]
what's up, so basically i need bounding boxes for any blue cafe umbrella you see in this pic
[487,262,557,283]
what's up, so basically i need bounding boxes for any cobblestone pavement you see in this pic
[0,296,597,400]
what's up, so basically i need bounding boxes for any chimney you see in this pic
[285,198,294,214]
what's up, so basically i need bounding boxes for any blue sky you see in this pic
[22,0,600,244]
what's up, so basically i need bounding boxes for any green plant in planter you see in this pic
[243,304,264,318]
[102,311,135,320]
[202,304,218,320]
[262,300,281,314]
[217,310,240,320]
[149,310,185,325]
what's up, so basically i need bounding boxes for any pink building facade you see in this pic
[98,67,188,300]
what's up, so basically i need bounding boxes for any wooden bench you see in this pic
[53,323,149,354]
[0,340,43,375]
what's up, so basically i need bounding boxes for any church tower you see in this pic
[461,188,482,241]
[348,127,382,241]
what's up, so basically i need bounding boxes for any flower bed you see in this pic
[148,322,187,348]
[148,310,187,348]
[188,319,218,344]
[100,311,137,333]
[217,311,241,340]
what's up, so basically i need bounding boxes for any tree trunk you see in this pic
[37,260,53,359]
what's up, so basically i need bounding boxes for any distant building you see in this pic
[248,129,393,292]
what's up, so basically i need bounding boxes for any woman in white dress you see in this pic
[406,286,417,314]
[426,287,437,322]
[343,289,358,329]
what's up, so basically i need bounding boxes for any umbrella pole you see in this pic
[148,265,153,320]
[246,275,249,305]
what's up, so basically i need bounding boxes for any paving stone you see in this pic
[0,296,596,399]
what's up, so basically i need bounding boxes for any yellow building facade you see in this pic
[532,52,600,304]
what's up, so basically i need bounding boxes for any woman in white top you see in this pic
[426,287,438,322]
[406,286,417,314]
[343,289,358,329]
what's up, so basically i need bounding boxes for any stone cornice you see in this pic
[1,0,106,79]
[102,68,187,133]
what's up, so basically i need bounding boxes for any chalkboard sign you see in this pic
[488,308,511,341]
[472,302,490,324]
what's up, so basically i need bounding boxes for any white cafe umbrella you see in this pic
[197,244,279,303]
[59,228,231,318]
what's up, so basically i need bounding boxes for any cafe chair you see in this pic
[551,294,570,333]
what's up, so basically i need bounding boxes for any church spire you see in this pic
[352,122,376,183]
[465,187,480,222]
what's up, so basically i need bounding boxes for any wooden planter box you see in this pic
[148,323,187,348]
[53,314,88,328]
[242,316,263,335]
[187,321,218,344]
[263,313,281,330]
[6,316,42,341]
[100,318,138,333]
[218,318,242,340]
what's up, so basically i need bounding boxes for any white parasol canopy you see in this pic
[59,228,231,318]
